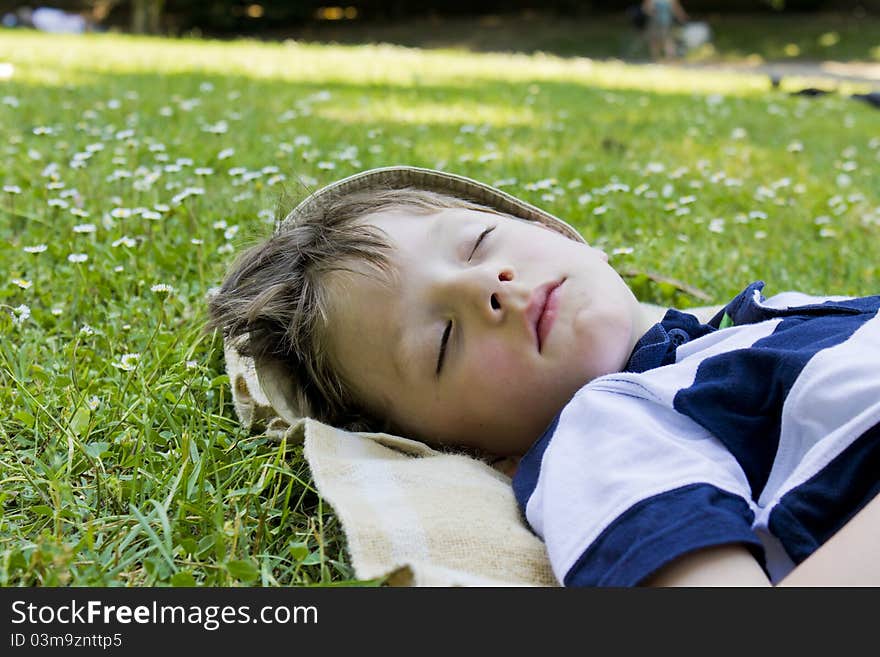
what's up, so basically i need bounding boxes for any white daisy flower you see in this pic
[11,304,30,326]
[68,253,88,263]
[73,223,97,233]
[708,218,725,233]
[150,283,174,295]
[24,244,48,253]
[112,353,141,371]
[202,121,228,135]
[112,236,136,248]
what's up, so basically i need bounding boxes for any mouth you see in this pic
[526,278,566,352]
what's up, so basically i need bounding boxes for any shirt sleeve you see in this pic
[515,383,764,587]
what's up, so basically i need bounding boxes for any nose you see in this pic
[441,264,523,324]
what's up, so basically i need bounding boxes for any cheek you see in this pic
[462,337,530,394]
[572,305,634,376]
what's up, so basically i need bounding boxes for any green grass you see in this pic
[1,29,878,586]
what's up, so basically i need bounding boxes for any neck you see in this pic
[631,302,665,350]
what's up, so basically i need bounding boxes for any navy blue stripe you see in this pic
[707,281,766,327]
[564,484,762,587]
[512,414,560,512]
[673,305,874,498]
[769,421,880,564]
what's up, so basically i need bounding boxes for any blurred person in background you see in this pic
[4,5,89,33]
[642,0,689,60]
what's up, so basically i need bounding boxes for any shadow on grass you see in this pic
[283,12,880,63]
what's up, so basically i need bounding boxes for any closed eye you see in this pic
[467,225,495,262]
[436,320,452,377]
[436,226,496,377]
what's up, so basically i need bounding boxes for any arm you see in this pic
[643,544,771,587]
[672,0,689,22]
[778,490,880,586]
[645,491,880,586]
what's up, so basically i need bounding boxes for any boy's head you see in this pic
[209,168,650,457]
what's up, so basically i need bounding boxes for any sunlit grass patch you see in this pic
[0,30,789,95]
[0,30,877,586]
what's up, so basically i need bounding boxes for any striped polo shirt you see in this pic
[513,282,880,586]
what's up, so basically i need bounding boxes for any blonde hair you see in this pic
[208,186,506,432]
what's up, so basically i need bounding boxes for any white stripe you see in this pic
[759,309,880,510]
[527,384,755,580]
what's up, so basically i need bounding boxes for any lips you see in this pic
[526,278,565,352]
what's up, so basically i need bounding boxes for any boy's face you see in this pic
[327,207,651,456]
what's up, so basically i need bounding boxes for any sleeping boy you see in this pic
[208,166,880,587]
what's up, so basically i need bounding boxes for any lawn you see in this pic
[0,29,877,586]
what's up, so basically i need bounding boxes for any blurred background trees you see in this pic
[1,1,877,36]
